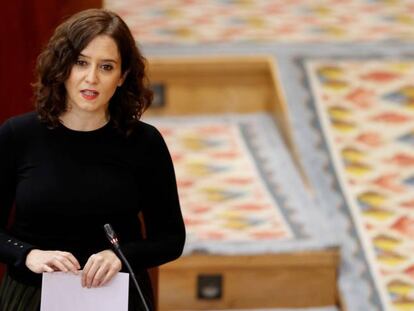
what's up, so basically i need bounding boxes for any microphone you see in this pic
[103,224,119,248]
[104,224,150,311]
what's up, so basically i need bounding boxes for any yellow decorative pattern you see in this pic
[307,59,414,310]
[105,0,414,44]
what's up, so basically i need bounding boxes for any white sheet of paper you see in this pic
[40,271,129,311]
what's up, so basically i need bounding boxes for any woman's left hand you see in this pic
[82,250,122,288]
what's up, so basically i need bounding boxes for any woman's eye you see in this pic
[101,64,113,71]
[75,60,87,66]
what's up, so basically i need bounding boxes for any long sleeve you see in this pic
[0,120,35,268]
[0,113,184,285]
[122,126,186,269]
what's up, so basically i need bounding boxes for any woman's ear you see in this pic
[118,71,129,87]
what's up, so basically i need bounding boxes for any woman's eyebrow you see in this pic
[79,53,118,63]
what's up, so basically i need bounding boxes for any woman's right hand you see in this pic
[25,249,81,274]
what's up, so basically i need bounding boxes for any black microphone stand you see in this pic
[104,224,150,311]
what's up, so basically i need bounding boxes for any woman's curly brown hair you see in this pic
[33,8,153,133]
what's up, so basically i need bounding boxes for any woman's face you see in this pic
[64,35,125,117]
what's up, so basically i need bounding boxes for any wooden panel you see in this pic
[147,55,309,187]
[159,251,340,310]
[165,83,272,115]
[147,56,287,145]
[147,56,276,116]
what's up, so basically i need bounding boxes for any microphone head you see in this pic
[104,223,119,247]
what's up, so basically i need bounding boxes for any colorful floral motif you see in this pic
[105,0,414,44]
[156,122,293,244]
[307,60,414,311]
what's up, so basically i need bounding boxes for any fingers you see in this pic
[61,251,81,271]
[94,260,122,287]
[51,256,70,272]
[99,263,120,286]
[43,264,54,273]
[82,254,101,288]
[57,252,81,273]
[25,249,81,274]
[28,249,121,288]
[82,251,122,288]
[92,265,110,287]
[50,252,80,274]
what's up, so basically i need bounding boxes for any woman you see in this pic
[0,8,185,311]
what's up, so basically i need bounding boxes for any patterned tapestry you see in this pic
[146,114,334,255]
[105,0,414,44]
[305,59,414,311]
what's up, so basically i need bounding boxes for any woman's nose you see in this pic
[85,67,98,84]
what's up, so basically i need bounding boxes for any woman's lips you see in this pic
[80,89,99,100]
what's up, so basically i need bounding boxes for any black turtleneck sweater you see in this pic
[0,112,185,287]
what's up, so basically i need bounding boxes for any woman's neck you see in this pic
[59,111,109,131]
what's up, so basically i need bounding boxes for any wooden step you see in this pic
[159,250,340,310]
